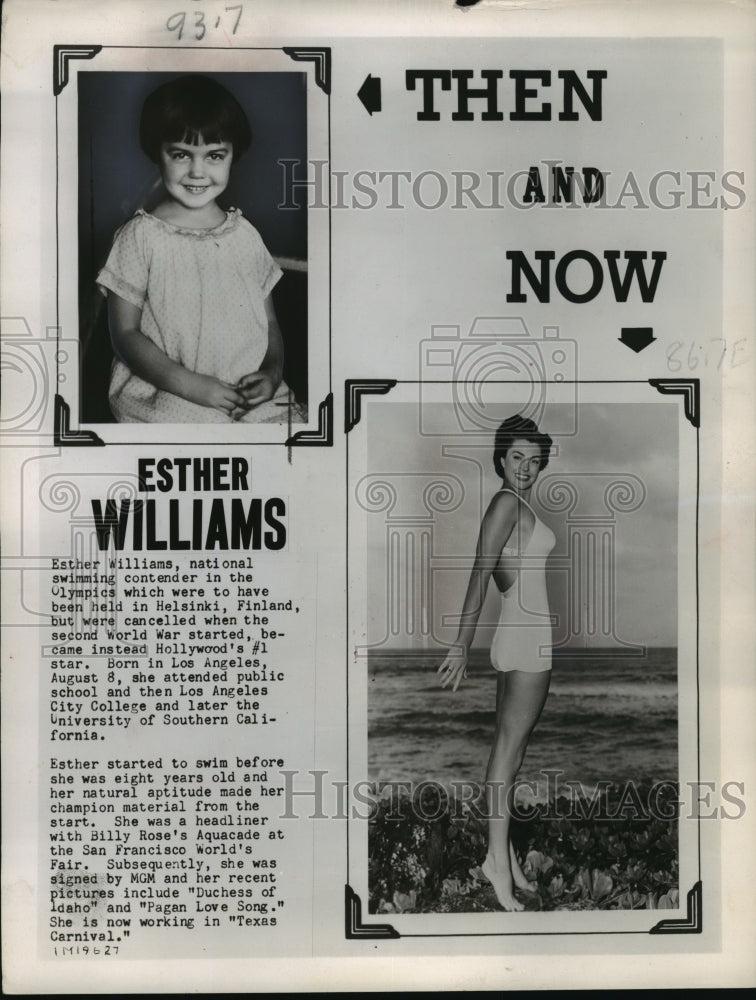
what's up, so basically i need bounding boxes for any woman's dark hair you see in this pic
[139,75,252,164]
[493,414,553,478]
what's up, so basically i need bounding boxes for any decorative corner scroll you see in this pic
[649,881,702,934]
[283,47,331,94]
[285,393,333,447]
[53,45,102,96]
[649,378,700,428]
[345,885,400,940]
[54,395,104,447]
[344,379,397,433]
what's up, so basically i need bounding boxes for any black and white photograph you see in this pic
[52,43,331,443]
[347,380,699,935]
[1,0,753,992]
[78,71,309,425]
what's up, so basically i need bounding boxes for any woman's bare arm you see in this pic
[438,491,519,690]
[107,292,245,414]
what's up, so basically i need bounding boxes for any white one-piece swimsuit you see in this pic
[490,489,556,673]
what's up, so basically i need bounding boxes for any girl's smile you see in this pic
[158,139,233,220]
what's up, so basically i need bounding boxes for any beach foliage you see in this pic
[368,781,679,914]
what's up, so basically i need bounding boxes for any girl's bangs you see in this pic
[171,124,229,146]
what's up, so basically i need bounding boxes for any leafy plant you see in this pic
[368,780,679,914]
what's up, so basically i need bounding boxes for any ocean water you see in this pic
[368,648,678,794]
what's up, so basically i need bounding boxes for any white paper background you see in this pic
[2,0,754,991]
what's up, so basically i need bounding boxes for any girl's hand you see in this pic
[437,646,468,692]
[237,371,277,409]
[188,374,246,415]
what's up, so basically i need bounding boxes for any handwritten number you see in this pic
[667,338,749,372]
[166,11,186,39]
[709,337,726,370]
[167,6,243,39]
[666,341,682,373]
[226,4,243,33]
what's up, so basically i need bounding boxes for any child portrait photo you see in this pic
[76,68,311,426]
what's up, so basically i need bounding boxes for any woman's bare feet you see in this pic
[482,854,524,911]
[509,841,536,893]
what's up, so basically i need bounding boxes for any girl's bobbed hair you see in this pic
[139,75,252,164]
[493,414,553,478]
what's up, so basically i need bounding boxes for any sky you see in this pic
[363,399,680,650]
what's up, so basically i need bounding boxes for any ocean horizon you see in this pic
[367,646,678,794]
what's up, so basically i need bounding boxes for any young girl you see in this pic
[97,74,300,424]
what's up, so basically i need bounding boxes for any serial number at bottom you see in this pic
[53,945,119,957]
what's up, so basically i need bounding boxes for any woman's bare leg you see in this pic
[484,669,551,910]
[509,840,532,892]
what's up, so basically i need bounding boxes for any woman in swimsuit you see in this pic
[438,414,554,911]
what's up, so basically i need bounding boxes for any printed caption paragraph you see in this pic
[45,547,305,957]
